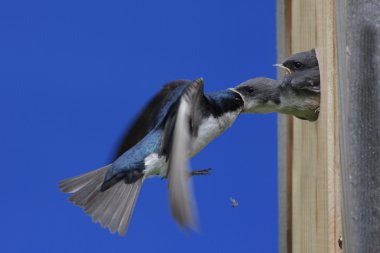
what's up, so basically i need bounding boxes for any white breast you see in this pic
[190,110,240,156]
[143,110,241,178]
[144,153,167,178]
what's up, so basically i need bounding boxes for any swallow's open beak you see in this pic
[273,64,291,74]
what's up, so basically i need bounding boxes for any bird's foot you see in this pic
[161,168,212,181]
[190,168,211,176]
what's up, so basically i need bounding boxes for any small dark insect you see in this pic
[338,236,343,250]
[230,197,238,208]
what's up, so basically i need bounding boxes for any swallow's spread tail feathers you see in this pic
[59,165,143,236]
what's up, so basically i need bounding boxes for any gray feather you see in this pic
[118,179,143,235]
[99,182,126,228]
[59,165,142,236]
[108,184,133,233]
[167,79,203,229]
[91,185,118,223]
[113,80,191,159]
[59,165,111,193]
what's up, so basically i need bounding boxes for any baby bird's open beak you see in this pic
[273,64,291,74]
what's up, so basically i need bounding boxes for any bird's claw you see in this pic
[162,168,212,180]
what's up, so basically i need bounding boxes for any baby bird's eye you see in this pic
[246,87,255,94]
[294,61,303,69]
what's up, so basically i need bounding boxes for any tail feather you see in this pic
[68,169,107,206]
[92,183,123,225]
[83,187,108,215]
[99,183,128,228]
[59,165,143,236]
[70,182,101,207]
[59,165,110,193]
[108,185,133,233]
[89,186,117,222]
[118,179,143,235]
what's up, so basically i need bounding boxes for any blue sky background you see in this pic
[0,1,278,252]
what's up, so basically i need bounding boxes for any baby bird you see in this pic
[274,49,320,121]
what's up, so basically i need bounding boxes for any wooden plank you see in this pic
[277,0,342,252]
[276,1,292,252]
[336,1,380,252]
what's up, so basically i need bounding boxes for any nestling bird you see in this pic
[274,49,320,121]
[59,77,284,236]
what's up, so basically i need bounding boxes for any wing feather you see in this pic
[113,80,191,159]
[167,78,204,229]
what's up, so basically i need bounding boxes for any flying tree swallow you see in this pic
[59,77,286,235]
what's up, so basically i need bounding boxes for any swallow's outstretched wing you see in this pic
[113,80,191,159]
[160,78,205,229]
[114,77,206,229]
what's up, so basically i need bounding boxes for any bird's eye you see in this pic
[246,87,254,94]
[294,61,303,69]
